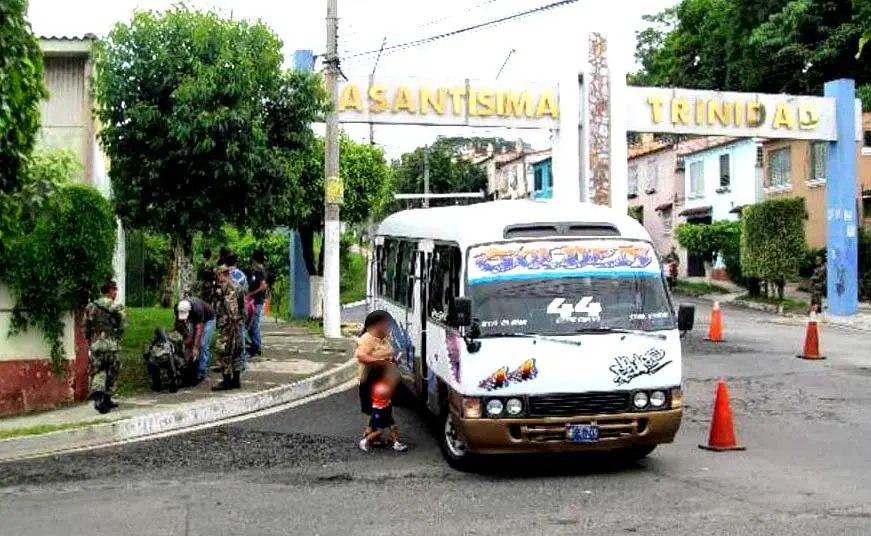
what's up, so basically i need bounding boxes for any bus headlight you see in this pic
[505,398,523,416]
[649,390,667,408]
[632,391,649,409]
[485,399,504,417]
[463,398,482,419]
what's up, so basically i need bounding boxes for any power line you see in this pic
[338,0,579,61]
[338,0,506,49]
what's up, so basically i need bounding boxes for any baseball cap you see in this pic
[177,299,192,320]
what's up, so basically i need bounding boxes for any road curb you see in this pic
[341,299,368,310]
[0,358,358,463]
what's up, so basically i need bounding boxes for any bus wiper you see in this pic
[480,332,582,346]
[574,327,667,341]
[480,332,535,338]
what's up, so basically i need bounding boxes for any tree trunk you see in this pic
[298,226,318,276]
[776,280,785,301]
[160,241,177,308]
[174,235,194,300]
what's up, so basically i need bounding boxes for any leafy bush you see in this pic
[798,247,827,279]
[741,198,806,300]
[3,184,116,371]
[675,220,740,258]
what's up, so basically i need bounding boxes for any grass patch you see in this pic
[675,280,731,297]
[738,294,808,313]
[286,317,324,336]
[0,420,108,441]
[341,252,367,305]
[117,307,176,396]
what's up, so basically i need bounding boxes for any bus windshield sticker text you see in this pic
[481,318,529,328]
[468,240,660,285]
[610,348,671,385]
[629,312,670,321]
[546,297,602,320]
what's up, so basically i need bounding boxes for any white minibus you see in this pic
[369,199,694,469]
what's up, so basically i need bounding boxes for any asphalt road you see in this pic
[3,301,871,535]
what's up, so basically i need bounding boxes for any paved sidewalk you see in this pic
[0,318,358,461]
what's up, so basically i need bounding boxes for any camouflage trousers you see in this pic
[90,350,121,396]
[217,322,243,375]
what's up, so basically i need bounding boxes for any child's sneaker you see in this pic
[392,441,409,452]
[358,438,370,452]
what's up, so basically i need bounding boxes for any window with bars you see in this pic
[718,154,730,190]
[809,142,827,182]
[767,147,791,188]
[661,207,673,234]
[628,165,638,197]
[689,161,704,197]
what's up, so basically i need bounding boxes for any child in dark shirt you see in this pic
[358,366,408,452]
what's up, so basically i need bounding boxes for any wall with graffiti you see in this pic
[468,239,660,284]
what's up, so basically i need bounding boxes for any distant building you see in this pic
[530,153,552,199]
[761,112,871,250]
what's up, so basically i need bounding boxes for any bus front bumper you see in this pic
[455,409,682,454]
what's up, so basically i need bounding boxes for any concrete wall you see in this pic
[0,285,84,416]
[763,131,871,250]
[628,147,678,256]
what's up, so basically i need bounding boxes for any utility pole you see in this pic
[369,37,386,146]
[323,0,341,338]
[423,146,430,208]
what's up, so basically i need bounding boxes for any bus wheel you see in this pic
[440,410,473,471]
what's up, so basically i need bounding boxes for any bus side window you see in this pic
[428,245,461,322]
[384,239,399,301]
[375,244,385,297]
[395,241,415,307]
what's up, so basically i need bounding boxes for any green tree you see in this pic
[741,198,807,299]
[391,140,487,211]
[3,178,116,371]
[0,0,47,244]
[291,135,393,276]
[92,6,328,298]
[633,0,871,101]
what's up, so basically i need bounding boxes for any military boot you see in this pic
[92,392,111,414]
[231,371,241,389]
[212,374,234,391]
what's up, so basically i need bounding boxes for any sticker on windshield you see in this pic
[609,348,671,385]
[546,297,602,324]
[468,240,659,285]
[478,358,539,391]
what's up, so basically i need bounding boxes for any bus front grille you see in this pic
[527,392,631,417]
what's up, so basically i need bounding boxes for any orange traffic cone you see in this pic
[704,301,724,342]
[797,306,826,360]
[699,380,745,452]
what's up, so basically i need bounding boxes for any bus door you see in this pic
[411,240,434,399]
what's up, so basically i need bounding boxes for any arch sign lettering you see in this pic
[336,77,560,129]
[625,87,863,141]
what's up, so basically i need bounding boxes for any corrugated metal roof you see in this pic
[39,34,97,41]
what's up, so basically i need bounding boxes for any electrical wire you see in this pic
[337,0,579,62]
[338,0,506,48]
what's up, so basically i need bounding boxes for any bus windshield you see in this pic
[466,239,675,337]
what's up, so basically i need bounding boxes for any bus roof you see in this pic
[376,199,653,247]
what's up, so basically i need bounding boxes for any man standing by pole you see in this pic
[323,0,342,339]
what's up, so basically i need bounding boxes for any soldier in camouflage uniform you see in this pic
[212,265,243,391]
[810,256,826,313]
[84,281,126,414]
[144,323,193,393]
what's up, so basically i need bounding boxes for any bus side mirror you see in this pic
[677,304,695,334]
[452,297,473,327]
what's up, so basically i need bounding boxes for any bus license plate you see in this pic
[566,424,600,443]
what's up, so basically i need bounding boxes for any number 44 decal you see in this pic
[546,297,602,319]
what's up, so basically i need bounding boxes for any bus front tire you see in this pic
[440,410,474,471]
